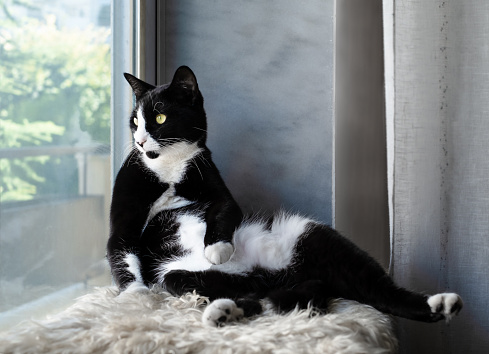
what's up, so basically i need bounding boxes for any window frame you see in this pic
[111,0,138,180]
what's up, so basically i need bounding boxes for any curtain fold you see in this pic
[386,1,489,352]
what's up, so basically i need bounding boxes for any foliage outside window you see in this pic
[0,6,110,202]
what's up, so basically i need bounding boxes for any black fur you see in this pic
[108,67,242,289]
[162,222,443,322]
[107,66,462,324]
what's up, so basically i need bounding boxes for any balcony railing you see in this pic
[0,144,110,197]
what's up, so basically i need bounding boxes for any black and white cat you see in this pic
[107,66,463,327]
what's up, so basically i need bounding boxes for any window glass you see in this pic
[0,0,112,329]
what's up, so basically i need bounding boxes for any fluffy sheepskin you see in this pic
[0,286,398,353]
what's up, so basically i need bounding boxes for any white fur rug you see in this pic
[0,286,397,353]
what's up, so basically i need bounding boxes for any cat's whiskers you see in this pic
[126,150,142,167]
[123,141,136,157]
[120,142,141,167]
[157,137,193,148]
[158,138,184,143]
[155,137,204,179]
[192,127,208,133]
[196,153,211,168]
[153,139,187,158]
[191,160,204,181]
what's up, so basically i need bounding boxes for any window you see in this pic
[0,0,132,330]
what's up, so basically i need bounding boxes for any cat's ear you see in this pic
[170,66,199,91]
[169,66,201,105]
[123,73,155,100]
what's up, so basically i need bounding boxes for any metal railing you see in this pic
[0,144,110,196]
[0,144,109,159]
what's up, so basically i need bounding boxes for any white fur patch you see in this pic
[156,214,212,283]
[134,109,158,152]
[147,186,193,223]
[142,141,202,185]
[202,299,244,327]
[124,254,143,283]
[134,106,203,186]
[156,212,311,282]
[427,293,463,321]
[212,213,312,274]
[204,242,234,265]
[138,133,202,222]
[178,214,208,250]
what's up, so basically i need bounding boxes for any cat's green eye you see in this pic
[133,117,138,126]
[156,114,167,124]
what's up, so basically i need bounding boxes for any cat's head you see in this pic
[124,66,207,159]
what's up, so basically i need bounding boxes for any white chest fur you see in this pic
[142,141,203,185]
[147,186,193,222]
[142,141,203,219]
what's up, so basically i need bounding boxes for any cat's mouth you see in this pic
[145,151,160,159]
[135,143,161,159]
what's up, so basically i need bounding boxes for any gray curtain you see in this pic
[386,1,489,352]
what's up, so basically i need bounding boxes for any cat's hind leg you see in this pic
[266,279,331,313]
[373,285,463,322]
[163,269,266,326]
[297,223,463,323]
[164,269,269,300]
[202,299,244,327]
[203,280,334,327]
[202,298,262,327]
[427,293,463,322]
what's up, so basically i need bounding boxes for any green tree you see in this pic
[0,14,111,201]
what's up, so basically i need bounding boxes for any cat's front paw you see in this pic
[204,241,234,265]
[427,293,463,322]
[202,299,244,327]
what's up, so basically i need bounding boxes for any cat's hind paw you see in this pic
[202,299,244,327]
[427,293,463,322]
[204,241,234,265]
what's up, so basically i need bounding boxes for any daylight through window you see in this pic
[0,0,113,330]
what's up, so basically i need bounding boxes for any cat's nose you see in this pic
[137,139,146,147]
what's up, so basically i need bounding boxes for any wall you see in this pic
[160,0,335,223]
[335,0,389,268]
[387,0,489,352]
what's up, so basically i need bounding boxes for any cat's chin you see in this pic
[146,151,160,159]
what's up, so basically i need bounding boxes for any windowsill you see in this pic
[0,269,112,332]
